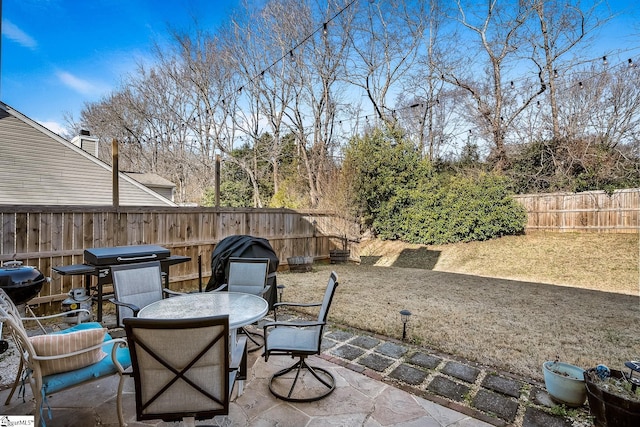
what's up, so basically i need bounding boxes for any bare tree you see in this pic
[395,0,453,160]
[523,0,611,142]
[345,0,427,125]
[438,1,547,170]
[221,0,306,207]
[272,0,353,208]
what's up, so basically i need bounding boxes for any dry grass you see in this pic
[279,232,639,382]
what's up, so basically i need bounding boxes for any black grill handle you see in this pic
[116,254,158,262]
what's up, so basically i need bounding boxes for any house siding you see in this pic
[0,107,175,206]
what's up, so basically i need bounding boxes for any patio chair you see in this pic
[1,287,103,401]
[0,288,130,427]
[262,271,339,402]
[217,257,271,352]
[109,260,182,328]
[123,315,247,426]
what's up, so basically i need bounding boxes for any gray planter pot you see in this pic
[543,361,586,407]
[329,249,350,264]
[287,256,313,273]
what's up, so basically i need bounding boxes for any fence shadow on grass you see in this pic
[360,247,441,270]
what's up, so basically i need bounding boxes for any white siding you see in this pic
[0,108,175,206]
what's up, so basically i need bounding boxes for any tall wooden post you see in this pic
[112,139,119,207]
[215,154,220,207]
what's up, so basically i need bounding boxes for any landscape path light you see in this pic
[277,284,285,303]
[400,309,412,341]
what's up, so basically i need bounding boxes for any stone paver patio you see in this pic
[0,349,492,427]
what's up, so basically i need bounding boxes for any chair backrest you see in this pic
[226,257,269,295]
[0,288,20,322]
[111,261,164,327]
[317,272,339,325]
[307,272,338,354]
[123,315,231,422]
[0,289,40,375]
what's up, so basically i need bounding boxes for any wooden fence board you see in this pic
[513,188,639,232]
[0,206,357,310]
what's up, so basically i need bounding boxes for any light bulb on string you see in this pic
[602,56,608,65]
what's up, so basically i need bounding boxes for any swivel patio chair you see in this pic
[123,315,247,427]
[217,257,271,352]
[0,288,130,427]
[109,260,182,328]
[262,271,339,402]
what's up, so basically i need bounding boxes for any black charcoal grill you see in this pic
[53,245,190,322]
[0,260,48,305]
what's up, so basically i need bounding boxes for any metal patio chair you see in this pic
[0,288,130,427]
[109,260,182,328]
[262,271,339,402]
[123,315,247,426]
[217,257,270,352]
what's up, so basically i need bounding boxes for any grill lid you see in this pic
[84,245,170,266]
[0,260,47,304]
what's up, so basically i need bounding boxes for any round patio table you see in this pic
[137,291,268,329]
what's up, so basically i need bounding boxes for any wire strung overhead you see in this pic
[234,0,360,96]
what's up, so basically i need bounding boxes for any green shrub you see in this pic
[375,172,527,245]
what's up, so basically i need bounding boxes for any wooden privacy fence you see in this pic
[0,206,360,310]
[513,188,640,233]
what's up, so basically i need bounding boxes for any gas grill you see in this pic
[53,245,190,322]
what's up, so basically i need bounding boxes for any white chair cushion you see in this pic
[29,328,107,376]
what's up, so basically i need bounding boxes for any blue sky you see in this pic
[1,0,238,134]
[0,0,638,136]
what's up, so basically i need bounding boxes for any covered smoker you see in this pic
[206,235,279,309]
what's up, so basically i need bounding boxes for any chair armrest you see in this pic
[108,338,129,374]
[273,302,321,309]
[22,309,92,332]
[32,337,128,361]
[259,285,272,297]
[272,301,321,321]
[108,298,141,316]
[20,308,91,322]
[210,284,228,292]
[162,288,184,297]
[22,309,91,322]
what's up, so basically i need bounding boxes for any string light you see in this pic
[237,0,358,89]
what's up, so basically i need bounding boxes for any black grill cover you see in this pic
[206,235,279,309]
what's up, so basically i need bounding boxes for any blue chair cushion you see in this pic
[56,322,105,334]
[42,325,131,394]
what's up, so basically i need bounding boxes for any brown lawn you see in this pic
[279,232,639,382]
